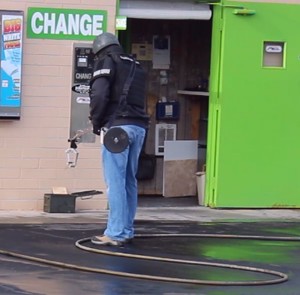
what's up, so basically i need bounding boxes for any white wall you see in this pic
[0,0,117,210]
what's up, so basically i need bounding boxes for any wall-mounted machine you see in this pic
[155,123,177,156]
[70,43,95,143]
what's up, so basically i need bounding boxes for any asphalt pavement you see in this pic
[1,196,300,295]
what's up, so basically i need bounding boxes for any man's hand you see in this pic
[93,125,101,135]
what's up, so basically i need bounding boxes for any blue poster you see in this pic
[0,14,23,110]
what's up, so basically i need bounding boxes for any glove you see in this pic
[93,125,101,135]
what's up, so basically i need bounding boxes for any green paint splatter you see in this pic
[192,239,299,264]
[266,226,300,237]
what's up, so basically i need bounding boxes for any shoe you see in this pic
[91,235,124,247]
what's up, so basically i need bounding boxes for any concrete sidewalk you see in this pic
[1,206,300,224]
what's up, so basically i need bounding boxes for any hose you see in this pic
[0,233,298,286]
[75,233,294,286]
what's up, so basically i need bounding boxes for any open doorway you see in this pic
[119,17,213,203]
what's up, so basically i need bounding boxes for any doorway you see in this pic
[119,17,213,200]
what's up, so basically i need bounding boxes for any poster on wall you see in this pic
[0,13,23,119]
[131,43,152,61]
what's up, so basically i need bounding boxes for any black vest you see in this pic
[110,53,146,110]
[90,49,149,128]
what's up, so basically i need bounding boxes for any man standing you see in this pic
[89,32,149,246]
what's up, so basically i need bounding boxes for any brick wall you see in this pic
[0,0,117,210]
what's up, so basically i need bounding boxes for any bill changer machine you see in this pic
[70,43,95,143]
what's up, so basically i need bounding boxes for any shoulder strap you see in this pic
[107,55,137,128]
[119,56,136,106]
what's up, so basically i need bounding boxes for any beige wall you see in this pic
[0,0,117,211]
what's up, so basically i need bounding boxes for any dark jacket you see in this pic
[89,45,149,134]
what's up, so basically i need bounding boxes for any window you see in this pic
[263,41,285,68]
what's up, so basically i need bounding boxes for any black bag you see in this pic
[136,152,156,180]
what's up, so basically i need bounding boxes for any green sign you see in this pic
[116,16,127,30]
[27,7,107,40]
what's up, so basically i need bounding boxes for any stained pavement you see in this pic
[1,196,300,295]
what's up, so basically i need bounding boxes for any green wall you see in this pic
[206,1,300,207]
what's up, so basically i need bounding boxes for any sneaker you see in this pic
[91,235,124,247]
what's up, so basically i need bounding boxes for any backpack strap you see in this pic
[107,54,136,127]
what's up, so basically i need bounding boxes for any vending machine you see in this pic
[70,43,95,143]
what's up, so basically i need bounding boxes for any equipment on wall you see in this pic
[156,101,180,120]
[70,44,95,144]
[155,123,177,156]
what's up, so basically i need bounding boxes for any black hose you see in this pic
[75,234,290,286]
[75,233,296,286]
[1,233,299,286]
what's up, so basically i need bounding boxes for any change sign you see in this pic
[27,7,107,40]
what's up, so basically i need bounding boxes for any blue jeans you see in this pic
[102,125,146,241]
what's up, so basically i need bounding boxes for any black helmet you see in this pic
[92,32,120,55]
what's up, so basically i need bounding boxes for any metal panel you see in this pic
[70,43,95,143]
[163,140,198,197]
[120,0,211,20]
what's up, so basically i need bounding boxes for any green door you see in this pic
[206,1,300,208]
